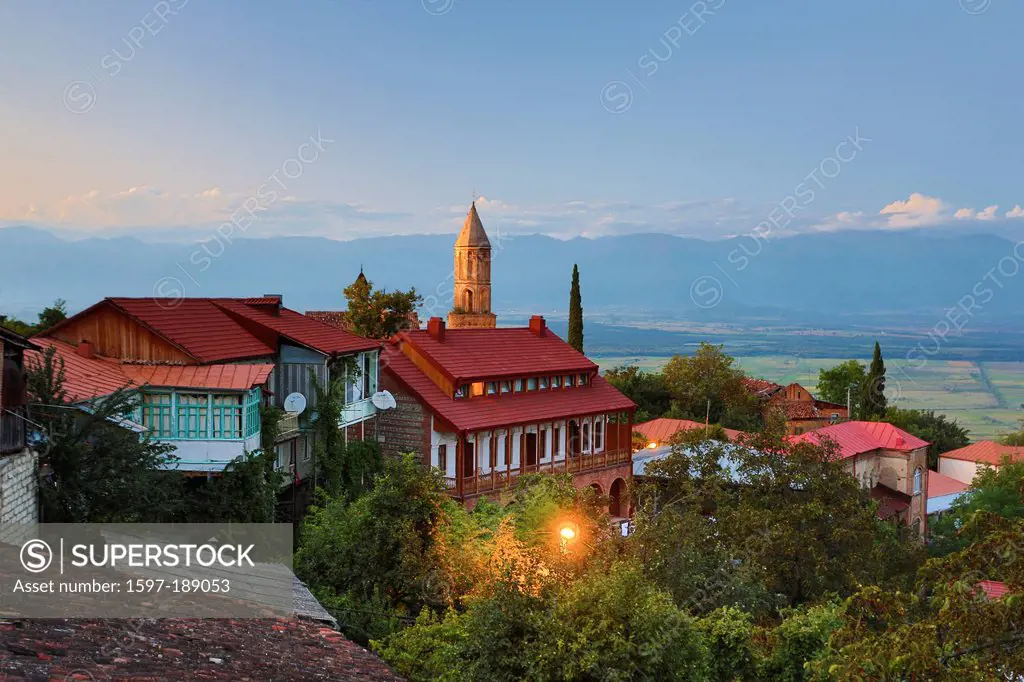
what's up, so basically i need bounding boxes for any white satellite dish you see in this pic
[371,390,397,410]
[283,392,307,415]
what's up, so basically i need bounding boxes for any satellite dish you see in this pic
[371,390,397,410]
[283,392,307,415]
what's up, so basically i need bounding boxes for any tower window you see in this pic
[463,289,474,313]
[539,377,549,389]
[551,376,561,388]
[526,378,537,391]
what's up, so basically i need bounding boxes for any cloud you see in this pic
[879,193,947,228]
[977,205,1000,221]
[955,207,975,220]
[1007,205,1024,219]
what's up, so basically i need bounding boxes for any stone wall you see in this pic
[376,374,431,461]
[0,449,38,524]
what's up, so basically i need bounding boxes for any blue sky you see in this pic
[1,0,1021,241]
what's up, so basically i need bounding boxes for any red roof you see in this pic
[791,421,930,460]
[870,484,912,519]
[213,299,378,355]
[927,470,970,498]
[383,346,633,433]
[743,377,782,396]
[27,338,271,402]
[400,327,596,382]
[940,440,1024,466]
[634,417,746,444]
[978,580,1010,600]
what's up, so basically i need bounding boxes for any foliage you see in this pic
[874,406,970,469]
[754,602,842,682]
[930,458,1024,555]
[815,359,865,408]
[27,346,184,522]
[310,366,382,498]
[661,343,764,431]
[343,271,422,339]
[1,298,67,336]
[603,364,672,422]
[567,263,583,353]
[259,402,285,453]
[858,341,887,419]
[695,606,756,681]
[1001,418,1024,446]
[184,450,284,522]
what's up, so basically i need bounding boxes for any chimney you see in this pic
[427,316,446,341]
[528,315,546,337]
[261,294,283,316]
[77,340,95,359]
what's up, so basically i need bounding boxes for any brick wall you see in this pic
[377,374,431,461]
[0,449,38,524]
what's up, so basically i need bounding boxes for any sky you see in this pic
[1,0,1022,243]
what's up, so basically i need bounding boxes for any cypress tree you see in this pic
[859,341,887,419]
[568,264,584,353]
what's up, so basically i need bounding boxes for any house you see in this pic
[634,417,746,449]
[377,203,637,513]
[28,297,380,478]
[791,421,930,536]
[926,470,970,516]
[0,325,39,523]
[937,440,1024,484]
[744,378,848,434]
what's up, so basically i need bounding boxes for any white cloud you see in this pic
[1007,205,1024,219]
[977,205,1000,221]
[879,193,947,228]
[955,207,975,219]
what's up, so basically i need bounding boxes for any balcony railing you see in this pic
[277,412,300,441]
[454,447,633,496]
[0,408,27,455]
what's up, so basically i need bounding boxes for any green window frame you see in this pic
[139,388,260,440]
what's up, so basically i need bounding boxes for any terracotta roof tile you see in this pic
[213,300,379,355]
[927,470,970,498]
[633,417,745,444]
[383,346,632,433]
[742,377,782,396]
[26,338,134,402]
[791,421,930,460]
[940,440,1024,466]
[401,327,596,382]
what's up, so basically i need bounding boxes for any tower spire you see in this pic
[448,201,496,329]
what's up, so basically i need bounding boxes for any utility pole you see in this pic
[847,386,852,420]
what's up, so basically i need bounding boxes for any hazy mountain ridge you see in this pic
[2,227,1023,331]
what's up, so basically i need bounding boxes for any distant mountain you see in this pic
[2,226,1023,330]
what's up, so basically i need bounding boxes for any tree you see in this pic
[858,341,887,419]
[661,343,763,430]
[27,346,184,522]
[1,298,68,336]
[185,450,284,522]
[603,364,672,422]
[1000,419,1024,446]
[310,365,382,498]
[567,264,583,353]
[875,407,970,469]
[816,359,866,408]
[930,458,1024,555]
[343,271,422,339]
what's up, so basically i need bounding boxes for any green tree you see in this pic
[930,458,1024,555]
[567,263,583,353]
[1000,419,1024,446]
[858,341,887,419]
[874,407,969,469]
[343,271,422,339]
[310,365,382,498]
[27,346,184,522]
[185,450,284,522]
[661,343,763,431]
[603,364,672,422]
[816,359,866,408]
[1,298,68,336]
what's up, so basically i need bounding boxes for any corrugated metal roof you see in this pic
[382,346,633,433]
[633,417,746,444]
[401,327,596,382]
[940,440,1024,466]
[791,421,929,460]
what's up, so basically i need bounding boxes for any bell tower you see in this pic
[448,202,497,329]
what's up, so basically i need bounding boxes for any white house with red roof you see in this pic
[791,420,930,536]
[377,205,637,513]
[938,440,1024,484]
[29,296,380,476]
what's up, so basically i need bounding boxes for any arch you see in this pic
[463,289,474,313]
[568,420,581,457]
[609,478,626,517]
[589,482,603,495]
[480,287,490,313]
[913,467,923,495]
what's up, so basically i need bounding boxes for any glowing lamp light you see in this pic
[559,525,577,541]
[647,441,658,449]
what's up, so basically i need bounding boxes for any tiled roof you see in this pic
[927,470,970,498]
[383,347,633,433]
[109,298,276,362]
[978,580,1010,601]
[633,417,746,444]
[791,421,930,460]
[455,202,490,248]
[742,377,782,396]
[27,338,271,402]
[213,300,379,355]
[401,327,596,382]
[0,617,402,681]
[940,440,1024,466]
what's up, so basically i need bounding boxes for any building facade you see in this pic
[745,379,848,434]
[938,440,1024,484]
[0,326,39,524]
[447,202,497,330]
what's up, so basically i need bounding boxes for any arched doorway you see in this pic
[590,482,603,496]
[609,478,626,517]
[463,289,474,313]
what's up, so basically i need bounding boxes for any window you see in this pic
[455,385,468,399]
[486,382,497,396]
[564,375,575,387]
[243,387,261,437]
[301,438,311,462]
[274,443,291,472]
[514,379,523,392]
[539,377,549,389]
[212,394,243,439]
[551,376,561,388]
[500,381,511,394]
[578,374,588,386]
[913,467,923,495]
[527,378,537,391]
[437,444,448,472]
[177,394,209,439]
[540,429,548,459]
[471,382,485,397]
[362,352,377,398]
[582,422,590,453]
[594,419,603,450]
[502,436,510,466]
[141,393,173,438]
[553,427,561,456]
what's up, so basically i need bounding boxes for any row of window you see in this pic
[436,420,606,472]
[137,388,262,440]
[337,351,379,405]
[454,373,591,400]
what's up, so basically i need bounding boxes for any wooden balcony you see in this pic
[0,408,27,455]
[276,412,301,441]
[453,447,633,497]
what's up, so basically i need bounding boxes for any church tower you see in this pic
[448,202,497,329]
